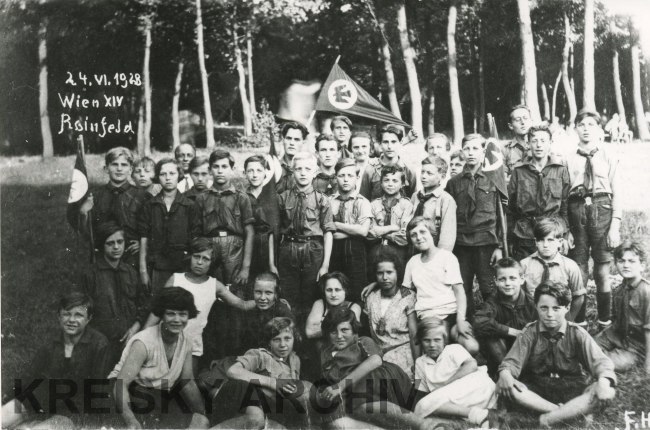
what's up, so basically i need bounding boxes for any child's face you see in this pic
[283,129,303,157]
[293,159,316,187]
[317,140,339,168]
[449,157,465,176]
[103,230,125,262]
[530,131,551,161]
[175,144,195,173]
[245,161,265,188]
[616,250,644,281]
[376,261,398,292]
[462,140,486,168]
[421,164,443,190]
[158,162,180,191]
[211,158,233,186]
[332,121,351,144]
[324,278,346,307]
[380,132,400,159]
[536,294,568,331]
[254,281,277,310]
[509,108,532,136]
[575,116,601,145]
[329,321,357,351]
[381,173,402,196]
[161,309,189,335]
[350,137,370,163]
[536,233,560,259]
[105,155,132,185]
[409,223,434,252]
[495,267,524,299]
[190,163,210,191]
[336,165,357,193]
[59,305,91,338]
[427,138,447,158]
[190,249,212,277]
[268,328,294,360]
[133,164,154,189]
[420,328,446,360]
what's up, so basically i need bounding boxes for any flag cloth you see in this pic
[483,139,507,197]
[315,63,409,127]
[67,143,89,229]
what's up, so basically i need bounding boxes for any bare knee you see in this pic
[244,406,266,429]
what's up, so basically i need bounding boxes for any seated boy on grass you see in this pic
[596,241,650,373]
[473,257,536,376]
[496,281,616,428]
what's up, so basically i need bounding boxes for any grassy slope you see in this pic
[1,143,649,428]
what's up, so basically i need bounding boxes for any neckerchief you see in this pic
[577,147,599,193]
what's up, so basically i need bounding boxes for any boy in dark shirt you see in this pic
[474,258,536,375]
[313,133,340,196]
[331,115,353,159]
[191,149,255,293]
[497,281,616,427]
[79,147,142,267]
[508,124,570,260]
[276,122,309,195]
[597,241,650,373]
[132,156,160,199]
[502,105,532,177]
[445,134,503,320]
[183,155,211,201]
[78,222,148,366]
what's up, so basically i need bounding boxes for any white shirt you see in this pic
[171,273,217,356]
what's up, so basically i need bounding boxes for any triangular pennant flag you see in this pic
[67,140,90,229]
[483,139,507,197]
[315,63,409,128]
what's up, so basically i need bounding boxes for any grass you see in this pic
[2,142,650,429]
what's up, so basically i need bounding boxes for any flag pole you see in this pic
[487,113,508,258]
[77,135,96,263]
[334,55,341,64]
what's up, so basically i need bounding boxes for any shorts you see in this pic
[568,195,613,264]
[520,374,590,404]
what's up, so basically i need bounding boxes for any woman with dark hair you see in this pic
[2,292,109,429]
[364,249,419,379]
[109,287,208,429]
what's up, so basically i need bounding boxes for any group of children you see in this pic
[5,106,649,430]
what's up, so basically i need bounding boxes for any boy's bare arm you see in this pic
[319,231,333,280]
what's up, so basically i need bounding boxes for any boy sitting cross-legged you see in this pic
[473,258,537,376]
[596,241,650,373]
[520,217,586,324]
[496,281,616,428]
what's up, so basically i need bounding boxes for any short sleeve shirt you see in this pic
[330,192,373,226]
[236,348,301,381]
[191,186,255,237]
[278,186,336,236]
[613,278,650,332]
[565,144,618,195]
[403,250,462,319]
[320,336,382,384]
[369,196,413,247]
[414,344,472,392]
[520,252,586,298]
[410,187,458,251]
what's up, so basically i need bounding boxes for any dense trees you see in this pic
[1,0,648,155]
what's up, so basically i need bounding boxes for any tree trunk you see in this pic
[38,16,53,158]
[551,70,561,123]
[540,83,550,121]
[379,21,401,118]
[137,97,145,155]
[631,43,650,140]
[582,0,595,110]
[562,13,577,126]
[234,25,252,137]
[447,2,464,146]
[612,49,626,120]
[516,0,541,121]
[141,14,152,156]
[427,87,435,135]
[246,25,256,117]
[172,58,184,150]
[195,0,215,149]
[396,1,422,135]
[477,21,486,134]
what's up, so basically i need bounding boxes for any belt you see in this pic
[569,192,611,201]
[281,235,322,243]
[209,230,238,238]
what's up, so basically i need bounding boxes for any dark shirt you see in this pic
[138,192,194,271]
[320,336,382,384]
[191,186,255,237]
[508,156,570,240]
[278,186,336,236]
[246,190,271,234]
[473,291,537,338]
[183,187,207,202]
[612,278,650,339]
[312,171,338,196]
[276,157,295,195]
[17,327,109,415]
[499,320,616,383]
[359,158,417,201]
[79,258,148,341]
[92,182,143,241]
[445,166,499,246]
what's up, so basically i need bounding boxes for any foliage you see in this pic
[239,98,279,147]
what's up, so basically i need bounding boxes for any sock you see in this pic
[576,299,587,323]
[597,291,612,322]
